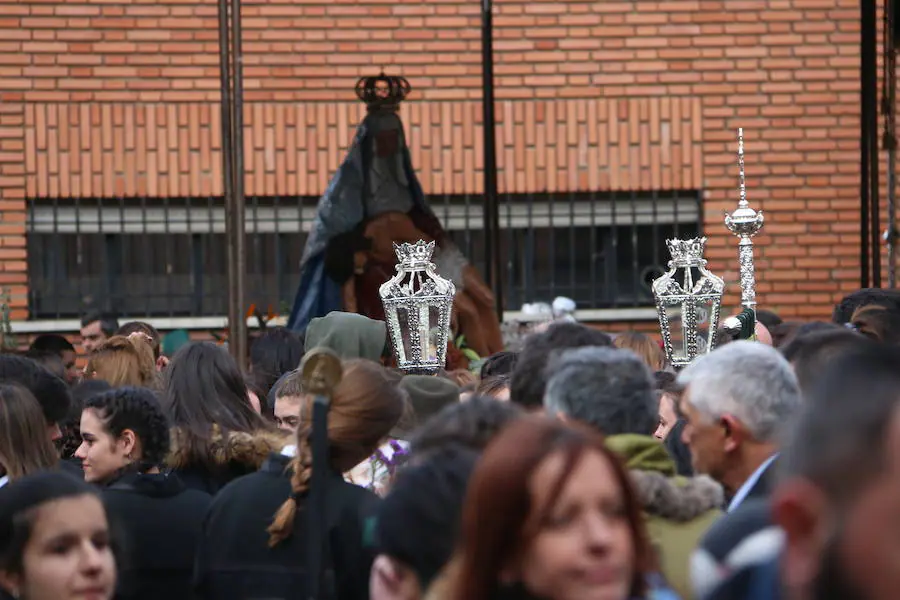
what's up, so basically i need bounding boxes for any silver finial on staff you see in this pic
[724,128,765,313]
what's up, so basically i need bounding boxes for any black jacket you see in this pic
[102,471,212,600]
[193,453,380,600]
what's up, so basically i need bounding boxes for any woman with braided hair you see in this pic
[193,359,405,600]
[75,387,211,600]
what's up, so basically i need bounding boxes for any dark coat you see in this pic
[703,556,781,600]
[102,471,212,600]
[743,457,779,504]
[193,453,380,600]
[165,426,290,495]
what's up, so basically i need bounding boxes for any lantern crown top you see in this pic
[666,237,708,267]
[394,240,436,267]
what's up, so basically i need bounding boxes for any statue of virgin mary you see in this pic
[287,73,503,359]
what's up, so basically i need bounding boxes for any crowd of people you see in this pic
[0,288,899,600]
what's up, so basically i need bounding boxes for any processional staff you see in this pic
[299,347,343,600]
[723,128,765,339]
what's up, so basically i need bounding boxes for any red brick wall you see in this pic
[0,0,870,322]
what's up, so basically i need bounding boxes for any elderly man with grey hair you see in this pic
[544,346,723,599]
[677,340,801,513]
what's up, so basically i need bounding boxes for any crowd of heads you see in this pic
[0,289,897,600]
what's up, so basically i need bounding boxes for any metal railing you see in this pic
[26,190,701,320]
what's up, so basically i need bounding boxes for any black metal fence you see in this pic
[26,190,701,319]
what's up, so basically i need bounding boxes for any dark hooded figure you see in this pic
[161,343,289,494]
[193,359,405,600]
[286,82,502,357]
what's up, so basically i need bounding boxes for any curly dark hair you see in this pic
[83,387,171,469]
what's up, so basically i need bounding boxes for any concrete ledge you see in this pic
[11,308,658,334]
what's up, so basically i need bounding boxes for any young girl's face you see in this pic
[2,494,116,600]
[75,409,133,484]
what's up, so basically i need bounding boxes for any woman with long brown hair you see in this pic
[85,334,159,389]
[0,384,60,488]
[612,332,667,373]
[448,416,661,600]
[193,359,405,600]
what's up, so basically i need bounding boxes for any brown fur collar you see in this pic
[166,425,291,471]
[629,469,724,522]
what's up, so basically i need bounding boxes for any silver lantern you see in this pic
[652,237,726,368]
[379,240,456,373]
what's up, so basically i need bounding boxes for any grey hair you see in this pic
[544,346,658,436]
[676,341,801,442]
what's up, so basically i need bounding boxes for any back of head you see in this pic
[510,321,613,409]
[677,341,801,443]
[85,335,157,389]
[267,359,405,546]
[163,342,269,463]
[249,327,305,396]
[780,329,874,393]
[832,288,900,324]
[399,375,460,426]
[612,332,666,372]
[409,395,524,460]
[480,351,518,378]
[755,309,783,330]
[0,355,70,426]
[0,384,60,480]
[29,334,74,356]
[848,304,900,345]
[84,387,171,471]
[81,311,120,336]
[305,311,387,362]
[781,343,900,504]
[375,445,479,588]
[21,350,64,381]
[116,321,162,359]
[544,346,657,436]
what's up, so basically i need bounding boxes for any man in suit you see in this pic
[695,342,900,600]
[677,341,801,512]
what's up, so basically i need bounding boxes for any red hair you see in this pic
[450,416,654,600]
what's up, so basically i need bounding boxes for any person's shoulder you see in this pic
[701,557,781,600]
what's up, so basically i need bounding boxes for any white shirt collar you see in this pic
[727,453,778,513]
[0,475,8,489]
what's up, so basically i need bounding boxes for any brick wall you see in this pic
[0,0,870,322]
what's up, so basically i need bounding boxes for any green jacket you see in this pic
[607,434,723,600]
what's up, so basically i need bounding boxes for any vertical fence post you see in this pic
[885,0,898,288]
[861,0,880,288]
[481,0,503,318]
[230,0,248,368]
[218,0,247,368]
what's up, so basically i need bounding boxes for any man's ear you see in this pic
[555,411,570,424]
[771,478,829,591]
[720,414,749,453]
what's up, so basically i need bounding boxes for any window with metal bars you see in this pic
[26,190,701,320]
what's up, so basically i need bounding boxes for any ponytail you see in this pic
[267,430,313,547]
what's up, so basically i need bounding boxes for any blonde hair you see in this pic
[86,335,159,389]
[267,359,405,547]
[613,332,666,372]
